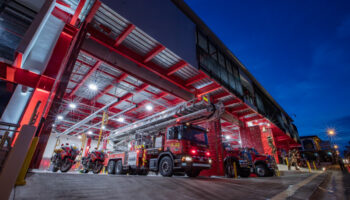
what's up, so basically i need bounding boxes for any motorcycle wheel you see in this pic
[52,165,59,172]
[93,161,103,174]
[60,158,73,172]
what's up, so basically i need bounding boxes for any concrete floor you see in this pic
[10,171,332,200]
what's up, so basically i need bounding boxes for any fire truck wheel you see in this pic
[159,156,173,177]
[186,170,201,177]
[239,168,250,178]
[107,161,116,174]
[255,164,268,177]
[115,160,123,175]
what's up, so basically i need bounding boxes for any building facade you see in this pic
[0,0,299,175]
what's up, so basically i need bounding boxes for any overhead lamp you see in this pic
[78,135,82,139]
[69,103,77,109]
[102,125,106,130]
[88,131,93,135]
[52,124,56,127]
[57,115,63,120]
[146,104,153,111]
[88,83,98,91]
[327,129,335,136]
[225,135,231,140]
[117,117,125,122]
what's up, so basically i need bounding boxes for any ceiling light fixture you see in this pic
[57,115,63,120]
[69,103,77,109]
[146,104,153,111]
[88,83,98,91]
[117,117,125,122]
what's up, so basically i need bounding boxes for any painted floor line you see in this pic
[269,173,321,200]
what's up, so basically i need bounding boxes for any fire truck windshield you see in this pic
[181,126,208,145]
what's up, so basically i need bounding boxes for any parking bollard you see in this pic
[233,162,238,178]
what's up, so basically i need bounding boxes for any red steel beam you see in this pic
[197,83,221,97]
[185,72,207,86]
[244,115,263,122]
[85,26,195,94]
[166,60,187,76]
[237,110,256,118]
[212,91,230,101]
[143,44,165,63]
[108,83,148,109]
[70,0,86,26]
[223,99,241,106]
[229,104,248,113]
[75,58,177,105]
[0,63,55,91]
[92,73,128,102]
[68,60,101,97]
[85,0,101,23]
[114,24,135,47]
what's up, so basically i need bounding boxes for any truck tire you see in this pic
[107,160,116,174]
[186,170,201,177]
[115,160,123,175]
[159,156,173,177]
[239,168,250,178]
[255,164,268,177]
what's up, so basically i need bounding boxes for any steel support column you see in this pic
[30,23,87,169]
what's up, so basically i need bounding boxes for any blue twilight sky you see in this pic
[185,0,350,152]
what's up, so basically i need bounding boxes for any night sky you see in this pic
[185,0,350,152]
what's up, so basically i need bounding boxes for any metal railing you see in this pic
[0,121,20,171]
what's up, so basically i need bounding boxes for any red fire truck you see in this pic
[105,99,224,177]
[222,145,277,177]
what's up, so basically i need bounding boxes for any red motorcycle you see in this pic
[51,143,80,172]
[81,149,106,174]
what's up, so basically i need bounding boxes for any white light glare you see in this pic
[78,135,82,139]
[102,125,106,130]
[117,117,125,122]
[146,104,153,111]
[88,83,98,91]
[225,135,231,140]
[88,131,93,135]
[69,103,77,109]
[57,115,63,120]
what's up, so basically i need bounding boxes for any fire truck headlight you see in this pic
[208,158,212,164]
[182,156,192,162]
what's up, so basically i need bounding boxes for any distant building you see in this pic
[300,136,334,163]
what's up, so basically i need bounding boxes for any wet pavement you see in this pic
[10,171,331,200]
[310,171,349,200]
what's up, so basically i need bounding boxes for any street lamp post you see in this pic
[327,129,335,145]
